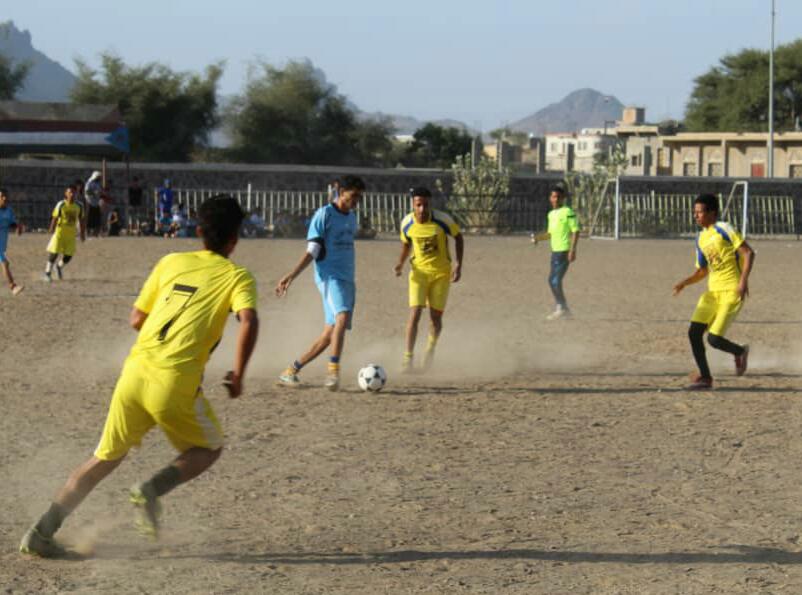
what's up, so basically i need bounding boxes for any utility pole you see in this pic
[768,0,776,178]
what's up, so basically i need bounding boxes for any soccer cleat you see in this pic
[735,344,749,377]
[130,483,162,538]
[685,375,713,391]
[324,372,340,392]
[277,368,301,387]
[11,284,24,296]
[55,263,63,280]
[42,272,52,283]
[19,528,68,558]
[400,357,414,375]
[546,307,571,321]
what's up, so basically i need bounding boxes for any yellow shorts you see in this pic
[691,290,743,337]
[409,269,451,311]
[46,232,76,257]
[94,359,223,461]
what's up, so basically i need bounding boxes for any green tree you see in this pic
[404,123,473,168]
[686,39,802,132]
[436,154,510,231]
[225,59,395,166]
[71,53,222,161]
[0,53,29,100]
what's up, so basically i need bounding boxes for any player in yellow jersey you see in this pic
[43,184,85,282]
[20,196,260,558]
[673,194,754,391]
[394,187,463,373]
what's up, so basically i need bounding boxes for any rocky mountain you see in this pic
[508,88,625,136]
[0,21,77,101]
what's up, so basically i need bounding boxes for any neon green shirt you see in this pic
[547,206,579,252]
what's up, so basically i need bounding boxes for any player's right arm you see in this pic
[673,267,708,296]
[275,251,314,297]
[394,242,411,276]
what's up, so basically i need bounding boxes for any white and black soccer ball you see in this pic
[358,364,387,392]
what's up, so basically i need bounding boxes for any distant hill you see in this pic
[358,111,473,136]
[0,21,77,101]
[508,89,625,136]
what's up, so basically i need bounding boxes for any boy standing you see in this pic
[673,193,754,390]
[44,185,85,282]
[394,187,463,373]
[275,175,365,391]
[0,188,24,295]
[20,195,259,557]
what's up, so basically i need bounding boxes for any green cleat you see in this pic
[19,528,68,559]
[277,367,301,387]
[130,483,162,538]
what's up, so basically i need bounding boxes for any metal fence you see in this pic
[5,181,800,239]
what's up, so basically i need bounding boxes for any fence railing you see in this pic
[4,182,801,238]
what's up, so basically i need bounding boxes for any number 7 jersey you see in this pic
[129,250,258,377]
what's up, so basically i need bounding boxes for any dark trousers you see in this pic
[549,251,570,308]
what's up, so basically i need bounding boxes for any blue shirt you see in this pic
[0,206,17,248]
[158,187,174,214]
[307,203,357,284]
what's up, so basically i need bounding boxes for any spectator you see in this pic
[170,204,188,238]
[107,208,122,236]
[84,171,103,238]
[100,181,114,234]
[157,179,174,220]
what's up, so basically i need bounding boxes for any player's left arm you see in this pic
[736,241,755,299]
[452,233,464,282]
[394,242,411,276]
[225,308,259,398]
[568,231,579,262]
[130,307,148,330]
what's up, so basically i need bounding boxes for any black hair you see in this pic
[339,175,366,192]
[198,195,246,252]
[410,186,432,199]
[694,193,719,214]
[0,188,7,196]
[550,185,566,196]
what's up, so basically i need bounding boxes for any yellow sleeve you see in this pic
[51,203,61,219]
[231,269,258,313]
[433,210,460,236]
[726,224,743,250]
[567,208,580,233]
[133,259,164,314]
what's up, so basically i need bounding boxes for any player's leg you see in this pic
[403,307,424,373]
[547,251,570,319]
[403,269,427,372]
[707,292,748,376]
[43,251,58,282]
[21,367,151,556]
[279,325,334,386]
[686,292,717,389]
[322,279,355,390]
[2,256,23,294]
[422,274,450,371]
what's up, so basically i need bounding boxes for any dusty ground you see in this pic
[2,233,802,594]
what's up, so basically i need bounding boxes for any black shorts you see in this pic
[87,205,102,230]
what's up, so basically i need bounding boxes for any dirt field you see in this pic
[2,233,802,594]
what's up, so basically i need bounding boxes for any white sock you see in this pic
[45,262,52,274]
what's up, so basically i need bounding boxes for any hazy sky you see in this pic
[5,0,800,130]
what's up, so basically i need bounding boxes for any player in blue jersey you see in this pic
[275,175,366,391]
[0,188,24,295]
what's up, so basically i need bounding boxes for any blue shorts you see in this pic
[317,278,355,328]
[0,235,8,263]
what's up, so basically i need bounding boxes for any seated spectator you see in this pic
[157,212,173,237]
[107,208,123,236]
[242,211,267,238]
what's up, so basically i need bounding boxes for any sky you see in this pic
[5,0,801,131]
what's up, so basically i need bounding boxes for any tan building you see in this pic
[661,132,802,178]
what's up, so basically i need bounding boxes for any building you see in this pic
[660,132,802,178]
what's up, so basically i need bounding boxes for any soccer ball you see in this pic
[358,364,387,392]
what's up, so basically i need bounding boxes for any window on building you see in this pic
[550,143,557,152]
[658,148,671,168]
[708,162,723,177]
[631,155,639,166]
[683,162,698,176]
[790,164,802,178]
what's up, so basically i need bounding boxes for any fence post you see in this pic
[741,182,749,238]
[247,183,252,212]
